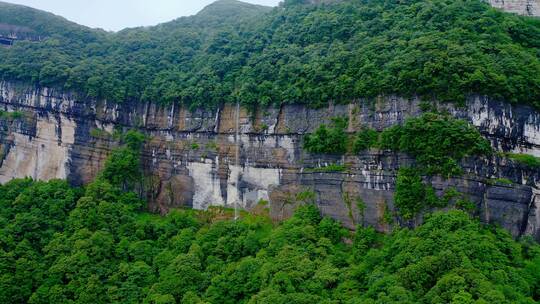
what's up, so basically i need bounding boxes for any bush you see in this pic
[304,117,348,154]
[353,128,379,153]
[0,110,24,120]
[305,164,348,173]
[394,167,442,220]
[489,178,514,185]
[506,153,540,168]
[123,129,146,150]
[99,130,145,189]
[394,168,428,220]
[381,113,492,176]
[89,128,111,138]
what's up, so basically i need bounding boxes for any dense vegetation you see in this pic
[304,113,492,219]
[0,129,536,304]
[2,1,540,302]
[304,113,491,175]
[3,174,540,303]
[1,0,540,109]
[506,153,540,168]
[394,167,439,220]
[353,128,379,153]
[303,117,349,154]
[380,113,493,175]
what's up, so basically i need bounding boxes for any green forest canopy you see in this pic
[3,178,540,303]
[0,0,540,109]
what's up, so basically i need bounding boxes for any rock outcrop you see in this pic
[488,0,540,16]
[0,81,539,238]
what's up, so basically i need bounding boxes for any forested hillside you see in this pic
[0,1,101,41]
[1,0,540,109]
[2,0,540,303]
[1,130,540,303]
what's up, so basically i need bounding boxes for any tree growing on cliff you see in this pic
[304,117,348,154]
[100,130,145,190]
[378,113,493,176]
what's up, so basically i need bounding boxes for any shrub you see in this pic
[489,178,514,185]
[379,125,403,151]
[305,164,348,173]
[506,153,540,168]
[99,130,145,189]
[394,167,442,220]
[381,113,492,176]
[123,129,146,150]
[394,168,428,220]
[0,110,24,120]
[90,128,111,138]
[304,117,348,154]
[353,128,379,153]
[206,141,219,151]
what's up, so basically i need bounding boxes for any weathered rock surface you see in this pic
[0,81,539,239]
[488,0,540,16]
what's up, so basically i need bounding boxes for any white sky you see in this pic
[3,0,282,31]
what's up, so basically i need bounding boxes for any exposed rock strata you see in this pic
[488,0,540,16]
[0,81,539,239]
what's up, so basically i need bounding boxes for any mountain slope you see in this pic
[195,0,273,23]
[0,0,539,109]
[2,175,540,303]
[0,1,101,41]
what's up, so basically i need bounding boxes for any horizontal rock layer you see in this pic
[488,0,540,16]
[0,81,539,238]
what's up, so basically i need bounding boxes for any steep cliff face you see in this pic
[488,0,540,16]
[0,81,539,238]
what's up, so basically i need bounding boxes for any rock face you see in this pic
[0,81,539,238]
[488,0,540,16]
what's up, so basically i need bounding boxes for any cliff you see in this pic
[0,81,538,238]
[488,0,540,16]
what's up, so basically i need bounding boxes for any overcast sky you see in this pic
[4,0,282,31]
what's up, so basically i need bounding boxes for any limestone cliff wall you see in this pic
[0,81,539,238]
[488,0,540,16]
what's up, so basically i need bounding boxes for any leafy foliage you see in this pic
[1,175,540,303]
[506,153,540,168]
[304,113,490,179]
[303,117,348,154]
[0,130,537,303]
[351,210,540,304]
[381,113,492,175]
[394,167,442,220]
[0,1,103,41]
[2,1,540,303]
[305,163,348,173]
[99,130,145,189]
[1,0,540,109]
[353,127,379,153]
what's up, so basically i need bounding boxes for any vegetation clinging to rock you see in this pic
[304,113,492,176]
[303,117,348,154]
[380,113,492,176]
[506,153,540,168]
